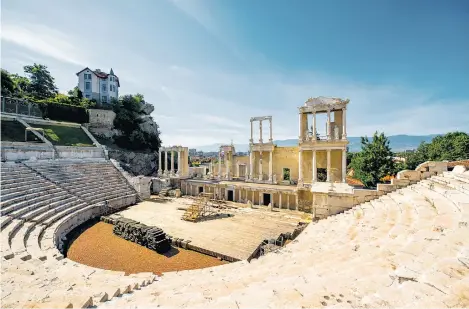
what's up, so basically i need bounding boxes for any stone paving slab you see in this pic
[117,198,304,260]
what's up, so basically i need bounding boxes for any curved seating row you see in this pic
[1,160,154,308]
[98,167,469,309]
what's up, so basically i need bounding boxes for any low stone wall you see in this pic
[397,161,448,181]
[55,146,104,159]
[53,203,109,256]
[1,142,55,161]
[107,194,138,209]
[113,218,171,254]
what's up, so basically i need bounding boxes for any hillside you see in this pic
[195,134,440,153]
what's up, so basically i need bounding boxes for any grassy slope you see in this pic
[1,119,43,143]
[30,124,94,147]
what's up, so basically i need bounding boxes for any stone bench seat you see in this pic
[5,193,72,218]
[79,184,133,199]
[52,174,123,187]
[1,190,68,216]
[65,178,127,193]
[433,175,469,195]
[1,178,41,191]
[1,218,24,260]
[10,221,35,261]
[38,170,117,180]
[0,215,14,230]
[0,175,40,186]
[0,183,58,204]
[24,197,84,222]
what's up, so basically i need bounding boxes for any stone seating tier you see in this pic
[97,167,469,309]
[1,162,468,308]
[1,160,150,308]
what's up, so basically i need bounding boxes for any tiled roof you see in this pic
[346,176,364,187]
[447,160,469,168]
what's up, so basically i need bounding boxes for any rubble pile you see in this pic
[113,218,171,253]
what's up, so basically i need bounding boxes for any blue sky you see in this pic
[2,0,468,147]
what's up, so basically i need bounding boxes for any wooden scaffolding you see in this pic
[181,193,226,222]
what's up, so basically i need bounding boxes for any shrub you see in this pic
[38,102,89,123]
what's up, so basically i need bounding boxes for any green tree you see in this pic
[10,73,31,97]
[113,94,161,151]
[23,63,58,99]
[406,132,469,169]
[1,69,16,95]
[350,132,395,188]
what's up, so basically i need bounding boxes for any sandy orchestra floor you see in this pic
[66,221,227,275]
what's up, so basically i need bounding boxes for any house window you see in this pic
[102,96,107,103]
[85,94,90,99]
[85,82,91,90]
[110,76,113,82]
[84,73,92,80]
[283,168,290,181]
[102,84,106,91]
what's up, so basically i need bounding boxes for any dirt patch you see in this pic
[66,221,227,275]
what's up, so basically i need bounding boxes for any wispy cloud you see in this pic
[1,23,86,66]
[1,2,467,149]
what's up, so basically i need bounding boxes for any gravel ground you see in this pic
[67,221,227,275]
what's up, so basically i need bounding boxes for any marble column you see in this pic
[170,149,175,176]
[327,109,331,140]
[342,147,347,183]
[287,194,290,209]
[312,112,317,140]
[164,151,168,175]
[295,194,299,211]
[268,151,273,182]
[312,150,317,182]
[269,118,273,142]
[342,108,347,140]
[249,151,253,180]
[298,150,303,184]
[158,149,162,175]
[236,163,240,178]
[279,193,282,209]
[259,120,263,143]
[259,191,262,206]
[218,151,222,178]
[226,152,230,179]
[259,152,263,180]
[327,149,331,182]
[298,113,302,142]
[250,120,254,143]
[176,149,181,176]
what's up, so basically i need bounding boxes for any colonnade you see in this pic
[300,107,347,141]
[182,181,299,210]
[158,146,187,177]
[298,148,347,184]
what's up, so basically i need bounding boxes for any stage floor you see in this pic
[116,197,305,260]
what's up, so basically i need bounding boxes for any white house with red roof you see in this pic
[76,68,120,104]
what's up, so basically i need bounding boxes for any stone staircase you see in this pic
[98,166,469,308]
[0,160,159,308]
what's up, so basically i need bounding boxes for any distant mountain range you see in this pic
[194,134,440,153]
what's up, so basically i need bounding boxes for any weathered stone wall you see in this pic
[108,149,157,176]
[55,146,104,159]
[1,142,55,161]
[88,109,116,128]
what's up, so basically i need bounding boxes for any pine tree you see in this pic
[350,131,395,188]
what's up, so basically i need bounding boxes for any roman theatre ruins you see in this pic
[0,96,468,308]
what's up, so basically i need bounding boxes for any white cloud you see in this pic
[1,23,86,66]
[2,4,467,150]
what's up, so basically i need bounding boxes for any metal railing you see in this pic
[1,96,43,118]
